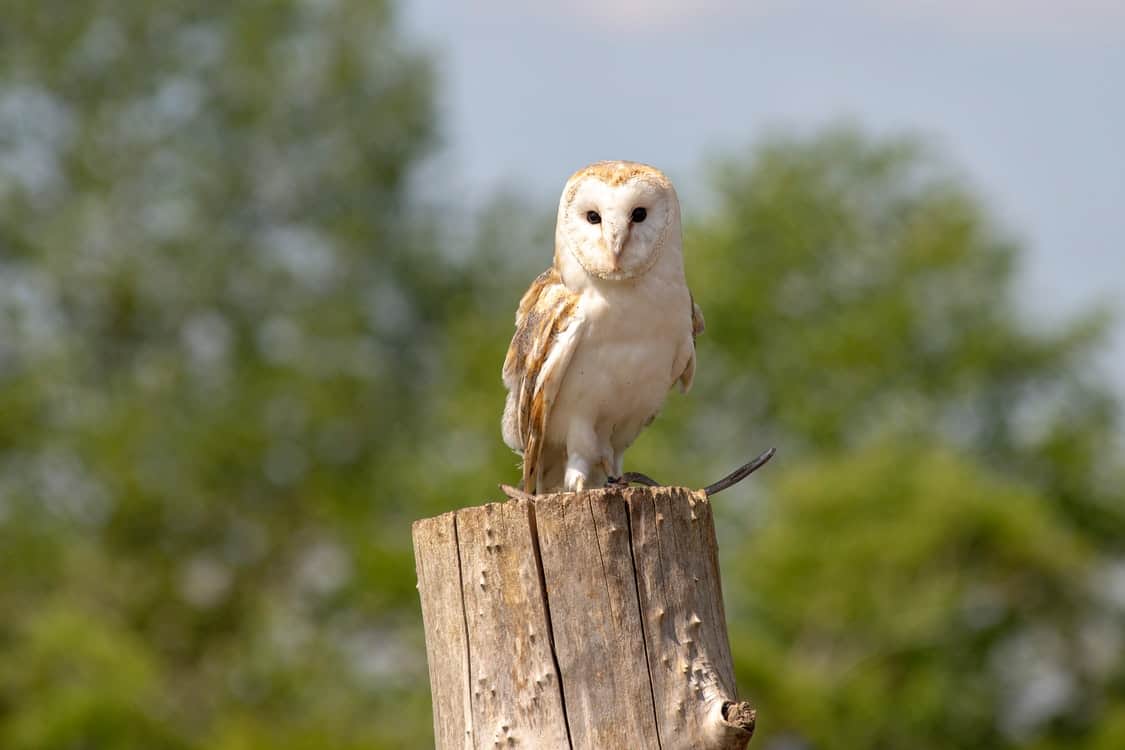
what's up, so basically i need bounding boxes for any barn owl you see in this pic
[501,161,705,494]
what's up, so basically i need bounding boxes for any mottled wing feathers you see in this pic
[502,268,584,493]
[679,293,705,393]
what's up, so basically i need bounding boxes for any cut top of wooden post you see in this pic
[412,486,755,750]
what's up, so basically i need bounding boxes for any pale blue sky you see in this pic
[404,0,1125,389]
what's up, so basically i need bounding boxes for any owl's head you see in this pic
[555,161,681,282]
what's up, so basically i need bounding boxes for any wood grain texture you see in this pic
[534,489,662,748]
[412,512,474,750]
[457,500,571,749]
[413,487,753,750]
[626,487,753,750]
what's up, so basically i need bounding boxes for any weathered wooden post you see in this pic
[413,485,755,749]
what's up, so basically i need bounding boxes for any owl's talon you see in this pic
[605,472,662,488]
[621,471,661,487]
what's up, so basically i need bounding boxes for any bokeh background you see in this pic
[1,2,1123,748]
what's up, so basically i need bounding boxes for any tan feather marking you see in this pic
[517,308,555,443]
[567,160,672,189]
[503,268,559,385]
[520,294,579,492]
[501,265,583,493]
[523,389,548,492]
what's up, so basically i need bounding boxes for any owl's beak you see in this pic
[605,223,630,268]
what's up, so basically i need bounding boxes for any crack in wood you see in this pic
[623,490,665,750]
[452,512,477,748]
[526,500,575,749]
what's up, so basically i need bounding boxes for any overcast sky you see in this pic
[403,0,1125,390]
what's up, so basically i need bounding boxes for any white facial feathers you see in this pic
[555,161,681,283]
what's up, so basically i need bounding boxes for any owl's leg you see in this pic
[564,421,600,492]
[563,454,591,492]
[564,452,610,490]
[605,428,631,486]
[603,452,625,485]
[609,452,624,479]
[587,463,609,489]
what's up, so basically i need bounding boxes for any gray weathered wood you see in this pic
[535,489,661,748]
[457,500,571,749]
[413,487,754,750]
[412,511,474,749]
[627,487,752,750]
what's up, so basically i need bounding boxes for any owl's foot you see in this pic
[500,449,777,501]
[606,448,777,496]
[606,472,662,488]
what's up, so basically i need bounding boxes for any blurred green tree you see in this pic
[670,131,1125,750]
[0,1,447,747]
[0,2,1121,749]
[677,131,1123,545]
[729,443,1119,750]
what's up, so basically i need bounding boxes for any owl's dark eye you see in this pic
[631,207,647,223]
[586,210,601,224]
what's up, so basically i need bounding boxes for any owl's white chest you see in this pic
[548,273,693,453]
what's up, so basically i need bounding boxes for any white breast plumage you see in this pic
[501,160,701,494]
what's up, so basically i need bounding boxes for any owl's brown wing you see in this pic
[501,267,585,493]
[678,293,705,392]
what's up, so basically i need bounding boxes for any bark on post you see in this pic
[412,486,755,750]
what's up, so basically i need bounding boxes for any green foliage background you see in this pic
[1,2,1123,748]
